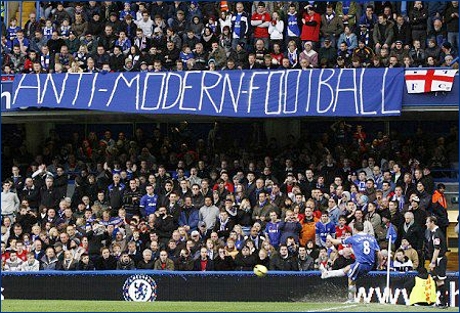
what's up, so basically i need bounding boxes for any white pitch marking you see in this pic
[305,304,359,312]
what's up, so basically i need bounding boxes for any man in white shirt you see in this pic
[135,10,154,37]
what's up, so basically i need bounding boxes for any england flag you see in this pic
[405,69,458,93]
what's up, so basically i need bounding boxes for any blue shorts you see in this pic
[347,262,373,282]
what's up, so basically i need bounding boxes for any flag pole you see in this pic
[385,235,392,304]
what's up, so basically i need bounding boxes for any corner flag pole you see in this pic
[385,235,392,303]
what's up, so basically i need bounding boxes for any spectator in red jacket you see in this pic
[250,2,271,50]
[301,5,321,50]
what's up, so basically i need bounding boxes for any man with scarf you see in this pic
[285,3,302,49]
[396,212,424,268]
[320,4,343,48]
[231,2,249,49]
[285,40,300,69]
[213,210,235,241]
[358,5,377,32]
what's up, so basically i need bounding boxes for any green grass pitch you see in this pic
[0,300,457,312]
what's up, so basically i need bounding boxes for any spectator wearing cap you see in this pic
[187,1,203,23]
[301,5,321,50]
[335,1,359,28]
[408,195,428,231]
[119,2,135,22]
[87,12,104,38]
[445,1,459,51]
[442,54,458,69]
[188,16,204,41]
[398,237,420,270]
[299,41,318,68]
[80,32,97,55]
[440,41,457,65]
[391,40,409,63]
[65,31,80,54]
[425,38,441,65]
[106,12,121,34]
[409,1,428,49]
[373,14,394,53]
[319,38,337,67]
[320,4,343,48]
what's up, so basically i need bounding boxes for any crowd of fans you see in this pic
[1,119,457,272]
[1,1,459,74]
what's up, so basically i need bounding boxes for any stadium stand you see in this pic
[1,1,458,73]
[0,0,458,284]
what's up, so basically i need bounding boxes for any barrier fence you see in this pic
[1,271,458,306]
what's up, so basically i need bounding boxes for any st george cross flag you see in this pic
[405,69,458,93]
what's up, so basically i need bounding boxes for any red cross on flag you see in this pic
[405,69,458,93]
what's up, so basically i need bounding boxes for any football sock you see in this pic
[438,284,448,306]
[327,269,346,278]
[348,285,357,301]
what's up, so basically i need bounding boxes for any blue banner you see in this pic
[4,69,405,117]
